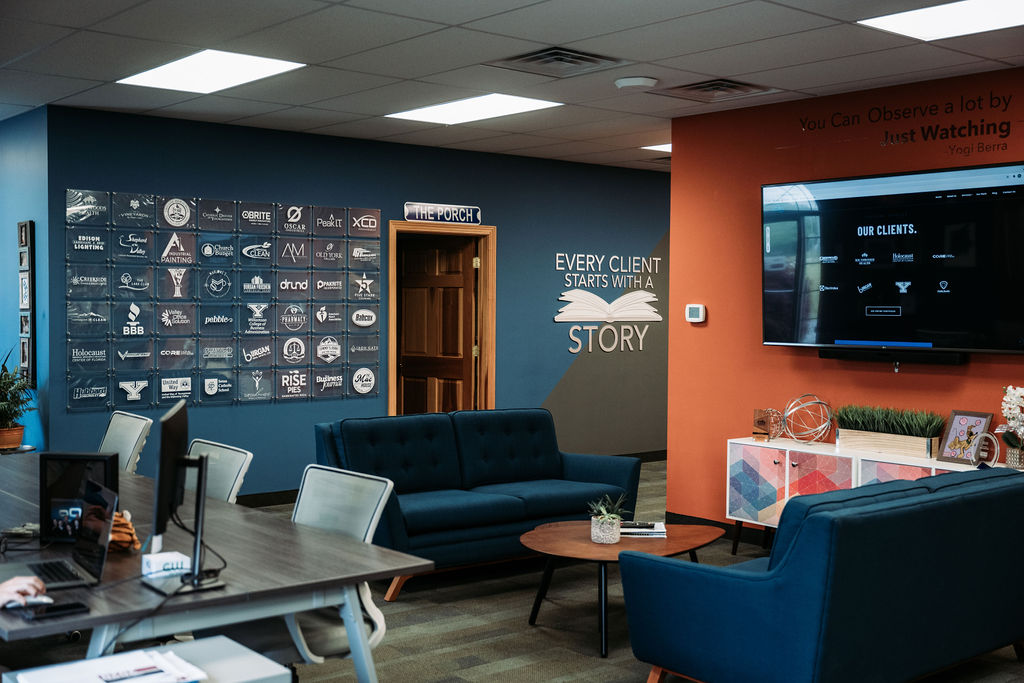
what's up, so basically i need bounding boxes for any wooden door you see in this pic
[397,235,477,414]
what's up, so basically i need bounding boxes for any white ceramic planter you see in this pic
[591,517,621,544]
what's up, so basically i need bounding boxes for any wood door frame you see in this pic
[388,220,496,415]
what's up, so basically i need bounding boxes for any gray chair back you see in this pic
[185,438,254,504]
[99,411,153,474]
[292,465,394,543]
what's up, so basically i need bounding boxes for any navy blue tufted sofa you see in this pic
[314,408,641,599]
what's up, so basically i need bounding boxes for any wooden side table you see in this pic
[520,521,724,657]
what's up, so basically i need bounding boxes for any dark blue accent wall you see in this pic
[0,107,48,448]
[11,105,668,494]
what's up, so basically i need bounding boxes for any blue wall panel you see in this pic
[36,106,668,493]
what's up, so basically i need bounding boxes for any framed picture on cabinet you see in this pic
[938,410,992,465]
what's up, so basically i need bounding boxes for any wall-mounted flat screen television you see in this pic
[762,162,1024,358]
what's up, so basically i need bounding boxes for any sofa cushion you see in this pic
[769,479,929,569]
[472,479,626,518]
[339,413,461,494]
[921,466,1020,492]
[451,409,563,487]
[397,489,526,534]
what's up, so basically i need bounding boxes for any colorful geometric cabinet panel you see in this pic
[789,451,853,497]
[861,459,933,485]
[728,443,785,526]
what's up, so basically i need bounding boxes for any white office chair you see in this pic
[98,411,153,474]
[202,465,394,667]
[184,438,254,504]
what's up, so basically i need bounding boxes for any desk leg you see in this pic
[529,558,555,625]
[87,624,120,659]
[340,584,379,683]
[598,561,608,658]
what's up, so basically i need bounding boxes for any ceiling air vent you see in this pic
[652,78,780,103]
[486,47,628,78]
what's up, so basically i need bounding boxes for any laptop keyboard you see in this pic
[28,560,80,584]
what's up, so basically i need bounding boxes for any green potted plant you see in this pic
[0,351,34,449]
[834,404,945,458]
[588,493,629,544]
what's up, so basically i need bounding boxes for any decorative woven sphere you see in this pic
[784,393,833,442]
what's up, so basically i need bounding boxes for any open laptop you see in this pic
[0,480,117,590]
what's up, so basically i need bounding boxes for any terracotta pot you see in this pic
[0,425,24,450]
[590,517,621,544]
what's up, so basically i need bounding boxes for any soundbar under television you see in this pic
[762,162,1024,357]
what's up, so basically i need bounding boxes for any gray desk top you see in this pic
[0,453,432,644]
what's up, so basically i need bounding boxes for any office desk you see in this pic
[0,454,433,682]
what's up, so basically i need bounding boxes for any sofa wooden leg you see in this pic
[384,575,411,602]
[1013,640,1024,662]
[647,666,668,683]
[731,520,742,555]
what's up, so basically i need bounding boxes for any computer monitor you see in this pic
[38,451,118,543]
[152,399,188,537]
[144,399,224,595]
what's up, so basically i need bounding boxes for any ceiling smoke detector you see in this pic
[486,47,628,78]
[615,76,658,89]
[652,78,781,103]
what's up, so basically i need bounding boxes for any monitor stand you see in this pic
[142,455,225,595]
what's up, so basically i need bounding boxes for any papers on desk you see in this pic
[620,522,667,538]
[17,649,207,683]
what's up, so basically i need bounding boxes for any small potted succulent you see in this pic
[0,351,33,449]
[588,493,629,544]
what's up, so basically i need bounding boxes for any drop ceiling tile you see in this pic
[460,104,622,135]
[308,116,436,139]
[420,64,556,91]
[11,31,195,81]
[506,139,617,157]
[539,114,668,141]
[443,133,564,152]
[344,0,539,25]
[218,66,397,106]
[312,80,482,116]
[222,5,444,64]
[0,19,73,66]
[324,28,544,79]
[569,1,838,62]
[508,63,707,104]
[771,0,942,22]
[934,27,1024,61]
[149,95,289,123]
[584,129,674,149]
[91,0,329,46]
[618,159,671,172]
[585,92,706,115]
[743,44,992,91]
[0,0,143,28]
[0,69,100,105]
[656,24,914,77]
[558,147,669,164]
[464,0,731,45]
[807,62,1012,96]
[230,106,363,131]
[54,83,198,111]
[378,126,506,146]
[0,103,33,121]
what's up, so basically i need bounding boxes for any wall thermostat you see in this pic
[685,303,706,323]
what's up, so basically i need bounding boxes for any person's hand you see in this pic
[0,576,45,606]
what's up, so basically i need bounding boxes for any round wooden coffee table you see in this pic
[520,520,724,657]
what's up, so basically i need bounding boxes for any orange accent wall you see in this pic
[667,68,1024,522]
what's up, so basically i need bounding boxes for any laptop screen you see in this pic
[39,452,118,543]
[71,480,117,581]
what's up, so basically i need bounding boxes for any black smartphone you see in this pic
[621,521,655,529]
[16,601,89,621]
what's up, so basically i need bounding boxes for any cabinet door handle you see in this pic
[772,459,780,465]
[791,461,799,467]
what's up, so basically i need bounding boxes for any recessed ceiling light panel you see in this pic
[386,94,562,125]
[117,49,305,94]
[858,0,1024,41]
[642,143,672,153]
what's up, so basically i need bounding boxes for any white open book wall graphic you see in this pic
[554,289,663,323]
